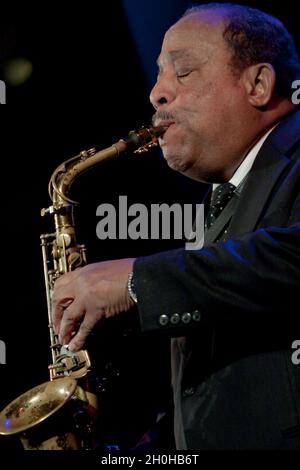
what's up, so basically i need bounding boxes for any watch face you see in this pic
[128,272,137,303]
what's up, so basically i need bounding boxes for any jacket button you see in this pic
[181,312,191,324]
[170,313,180,325]
[192,310,201,322]
[182,387,195,397]
[158,314,169,326]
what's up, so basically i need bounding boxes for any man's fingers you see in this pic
[52,297,74,334]
[68,317,99,352]
[59,299,85,345]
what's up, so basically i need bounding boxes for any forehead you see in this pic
[158,12,229,65]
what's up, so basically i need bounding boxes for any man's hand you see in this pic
[52,258,135,352]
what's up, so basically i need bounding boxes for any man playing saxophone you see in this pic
[53,3,300,450]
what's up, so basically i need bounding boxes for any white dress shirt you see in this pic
[213,125,277,191]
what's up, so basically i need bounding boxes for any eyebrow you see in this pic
[156,49,196,69]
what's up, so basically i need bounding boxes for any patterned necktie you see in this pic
[205,182,236,230]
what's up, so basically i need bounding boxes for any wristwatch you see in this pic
[127,271,138,304]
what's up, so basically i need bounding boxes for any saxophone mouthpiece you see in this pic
[152,125,169,139]
[123,125,162,153]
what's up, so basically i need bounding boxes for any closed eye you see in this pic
[176,71,191,78]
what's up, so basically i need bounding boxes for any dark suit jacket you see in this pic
[134,109,300,449]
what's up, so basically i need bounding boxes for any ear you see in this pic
[242,63,276,108]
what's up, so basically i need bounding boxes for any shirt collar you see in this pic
[213,125,277,191]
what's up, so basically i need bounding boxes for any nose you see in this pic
[150,74,175,110]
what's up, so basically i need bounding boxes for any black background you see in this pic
[0,0,299,460]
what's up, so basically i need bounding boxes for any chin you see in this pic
[165,154,216,183]
[162,149,190,173]
[167,159,189,172]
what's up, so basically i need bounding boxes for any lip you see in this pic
[154,119,175,130]
[155,121,176,145]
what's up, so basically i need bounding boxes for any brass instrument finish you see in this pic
[0,125,165,449]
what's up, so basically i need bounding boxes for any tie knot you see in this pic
[211,182,236,207]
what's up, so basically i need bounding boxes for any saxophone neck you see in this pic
[48,124,165,206]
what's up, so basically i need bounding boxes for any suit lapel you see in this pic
[216,110,300,239]
[225,141,291,238]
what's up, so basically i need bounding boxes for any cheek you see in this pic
[175,76,244,144]
[178,80,222,122]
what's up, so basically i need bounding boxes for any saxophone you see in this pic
[0,125,165,450]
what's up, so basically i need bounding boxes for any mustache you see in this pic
[152,110,177,126]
